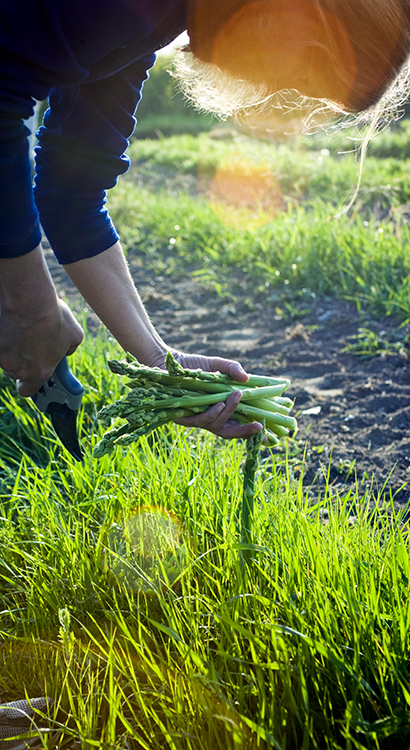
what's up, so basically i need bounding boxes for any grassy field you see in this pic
[111,124,410,320]
[2,123,410,748]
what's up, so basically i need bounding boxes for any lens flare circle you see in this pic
[105,505,186,592]
[207,151,282,228]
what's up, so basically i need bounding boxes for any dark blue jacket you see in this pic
[0,0,187,263]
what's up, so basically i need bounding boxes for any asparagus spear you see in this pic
[93,352,297,456]
[241,428,265,567]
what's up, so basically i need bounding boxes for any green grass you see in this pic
[132,54,218,139]
[3,124,410,748]
[1,334,410,749]
[110,180,410,319]
[109,127,410,320]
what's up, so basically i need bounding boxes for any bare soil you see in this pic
[45,242,410,511]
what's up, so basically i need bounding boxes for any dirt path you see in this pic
[45,241,410,511]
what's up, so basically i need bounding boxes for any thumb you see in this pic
[208,357,249,383]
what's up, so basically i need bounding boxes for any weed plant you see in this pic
[1,335,410,749]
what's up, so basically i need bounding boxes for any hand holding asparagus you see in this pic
[94,352,297,457]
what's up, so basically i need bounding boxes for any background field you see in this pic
[2,59,410,749]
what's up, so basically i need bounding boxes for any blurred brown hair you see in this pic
[185,0,410,112]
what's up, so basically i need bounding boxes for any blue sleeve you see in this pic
[0,98,43,258]
[33,54,156,265]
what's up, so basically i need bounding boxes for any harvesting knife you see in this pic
[32,356,84,461]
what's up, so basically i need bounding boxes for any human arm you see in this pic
[64,242,263,439]
[0,19,154,394]
[0,245,84,396]
[29,50,261,437]
[0,52,156,395]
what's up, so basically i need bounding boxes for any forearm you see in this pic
[62,244,262,439]
[0,245,84,395]
[0,245,58,316]
[63,242,168,365]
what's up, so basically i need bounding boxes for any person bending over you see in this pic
[0,0,409,439]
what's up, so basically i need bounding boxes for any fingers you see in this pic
[1,358,52,397]
[173,351,250,383]
[17,374,52,398]
[7,360,55,397]
[173,390,263,440]
[158,351,259,439]
[204,390,243,431]
[0,297,84,398]
[213,420,263,440]
[203,356,249,383]
[5,358,70,398]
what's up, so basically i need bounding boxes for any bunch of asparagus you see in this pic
[93,352,297,457]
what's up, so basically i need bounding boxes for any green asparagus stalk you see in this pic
[241,427,265,567]
[93,352,297,456]
[163,350,291,388]
[102,384,288,418]
[111,357,291,392]
[234,402,297,431]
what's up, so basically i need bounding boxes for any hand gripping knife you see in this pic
[32,357,84,461]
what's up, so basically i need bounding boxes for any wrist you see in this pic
[136,340,169,369]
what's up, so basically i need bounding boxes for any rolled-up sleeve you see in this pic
[0,95,43,257]
[34,54,155,265]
